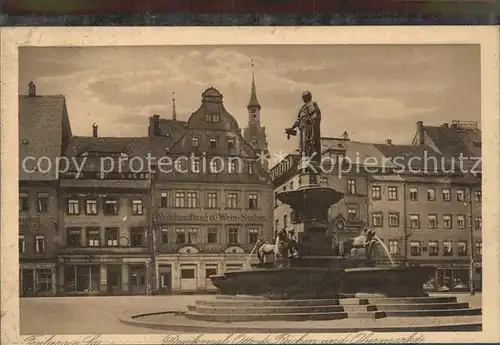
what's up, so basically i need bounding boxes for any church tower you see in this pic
[243,59,270,170]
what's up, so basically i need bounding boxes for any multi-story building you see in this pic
[56,127,154,296]
[18,83,72,296]
[148,87,273,294]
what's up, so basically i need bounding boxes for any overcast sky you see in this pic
[19,45,480,155]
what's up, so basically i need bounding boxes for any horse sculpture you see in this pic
[255,229,299,266]
[342,227,378,260]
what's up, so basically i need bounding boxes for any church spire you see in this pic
[172,92,177,120]
[248,59,261,110]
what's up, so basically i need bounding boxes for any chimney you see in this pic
[385,139,392,145]
[153,114,160,136]
[92,123,98,138]
[416,121,425,145]
[28,81,36,96]
[341,131,349,141]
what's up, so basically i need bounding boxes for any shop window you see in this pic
[37,193,49,212]
[181,268,196,279]
[64,265,100,293]
[35,269,53,293]
[205,266,217,279]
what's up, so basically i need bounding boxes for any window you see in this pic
[207,192,218,209]
[209,137,217,148]
[388,240,399,255]
[176,228,186,244]
[19,192,29,211]
[248,193,258,209]
[475,216,482,230]
[192,159,200,173]
[85,199,98,215]
[347,179,356,195]
[67,199,80,215]
[205,266,218,279]
[209,159,221,173]
[192,137,200,148]
[429,241,439,256]
[174,159,183,171]
[371,186,381,200]
[87,228,100,247]
[298,176,302,186]
[228,160,238,174]
[19,235,26,254]
[443,214,453,229]
[161,228,168,244]
[456,188,465,202]
[131,228,146,246]
[428,214,437,229]
[103,199,118,215]
[227,138,235,149]
[181,268,196,279]
[228,227,239,244]
[320,177,328,186]
[427,188,436,201]
[388,186,398,200]
[206,113,220,123]
[247,162,255,175]
[347,208,358,221]
[475,190,482,203]
[105,228,119,247]
[207,227,218,244]
[35,269,53,293]
[475,242,482,256]
[442,188,451,201]
[67,228,81,247]
[388,212,400,227]
[226,192,238,209]
[409,214,420,229]
[457,214,466,229]
[249,228,259,243]
[458,241,467,256]
[283,215,288,228]
[160,192,168,208]
[132,199,143,215]
[410,241,421,256]
[409,187,418,201]
[37,193,49,212]
[186,192,198,208]
[187,228,198,244]
[175,192,185,208]
[371,212,383,227]
[289,181,294,190]
[443,241,453,256]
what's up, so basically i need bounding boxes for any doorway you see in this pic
[158,264,172,294]
[22,270,34,297]
[107,266,122,295]
[130,265,147,295]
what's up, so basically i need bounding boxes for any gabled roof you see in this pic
[321,137,395,168]
[423,124,481,158]
[156,119,187,139]
[19,95,71,181]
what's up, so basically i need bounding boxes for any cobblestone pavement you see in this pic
[20,293,482,335]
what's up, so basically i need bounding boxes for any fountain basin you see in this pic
[342,266,436,297]
[210,267,344,299]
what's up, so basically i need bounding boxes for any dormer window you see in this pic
[192,137,200,148]
[251,140,259,149]
[209,137,217,149]
[206,113,220,123]
[227,138,235,150]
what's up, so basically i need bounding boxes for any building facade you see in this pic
[149,87,273,294]
[18,86,72,297]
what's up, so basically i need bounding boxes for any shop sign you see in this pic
[100,267,107,285]
[155,212,268,223]
[435,263,470,269]
[20,263,54,270]
[66,256,122,264]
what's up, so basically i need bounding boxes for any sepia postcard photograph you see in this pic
[1,26,499,344]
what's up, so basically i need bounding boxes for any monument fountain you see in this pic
[120,91,481,332]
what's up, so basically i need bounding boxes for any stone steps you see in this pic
[185,311,348,322]
[365,297,458,304]
[376,302,470,311]
[339,298,369,305]
[341,304,378,312]
[384,308,482,317]
[196,298,340,307]
[345,311,387,319]
[192,305,345,314]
